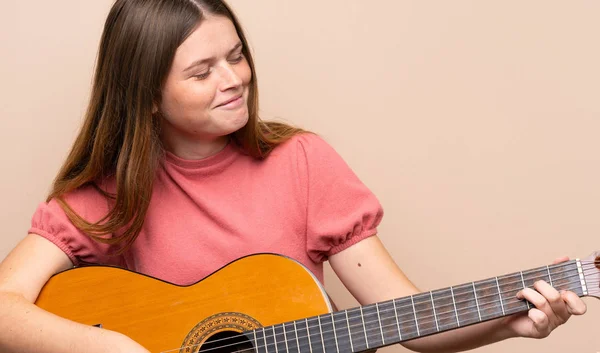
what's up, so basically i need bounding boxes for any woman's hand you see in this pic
[501,256,588,339]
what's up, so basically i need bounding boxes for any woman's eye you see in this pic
[229,54,244,63]
[192,54,243,80]
[193,71,211,80]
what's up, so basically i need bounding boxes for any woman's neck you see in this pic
[161,132,229,160]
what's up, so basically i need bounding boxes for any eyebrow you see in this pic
[183,42,244,73]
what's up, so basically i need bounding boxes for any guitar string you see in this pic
[188,258,594,348]
[157,262,597,353]
[163,278,600,353]
[160,263,598,353]
[165,273,598,353]
[160,260,596,352]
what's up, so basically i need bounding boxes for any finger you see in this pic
[517,286,560,327]
[561,290,587,315]
[528,308,550,336]
[517,287,546,309]
[552,256,570,264]
[533,280,570,323]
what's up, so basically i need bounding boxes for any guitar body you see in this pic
[35,254,332,353]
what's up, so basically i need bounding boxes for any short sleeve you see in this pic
[28,185,123,267]
[297,134,384,263]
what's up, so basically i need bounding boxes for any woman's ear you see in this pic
[152,103,159,114]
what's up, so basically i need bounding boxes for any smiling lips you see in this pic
[216,94,243,109]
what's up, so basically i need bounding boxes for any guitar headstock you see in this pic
[582,251,600,299]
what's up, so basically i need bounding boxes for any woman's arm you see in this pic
[0,234,150,353]
[328,236,587,353]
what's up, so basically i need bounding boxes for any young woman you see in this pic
[0,1,587,352]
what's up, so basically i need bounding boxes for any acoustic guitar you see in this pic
[35,252,599,353]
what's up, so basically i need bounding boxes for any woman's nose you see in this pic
[218,64,243,91]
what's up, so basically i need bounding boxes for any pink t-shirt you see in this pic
[29,133,383,285]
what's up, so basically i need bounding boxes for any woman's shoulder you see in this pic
[265,132,355,180]
[273,131,334,156]
[48,180,115,220]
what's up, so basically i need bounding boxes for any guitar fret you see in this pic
[295,319,311,353]
[293,322,301,353]
[412,292,437,336]
[331,312,351,352]
[317,316,326,353]
[410,295,420,336]
[345,310,354,352]
[430,289,458,332]
[393,299,402,340]
[284,323,299,353]
[347,309,367,351]
[450,286,460,327]
[273,326,279,353]
[375,300,399,344]
[282,323,289,353]
[263,327,269,353]
[305,319,313,353]
[330,313,340,353]
[276,324,289,353]
[322,314,338,353]
[363,305,384,347]
[429,291,439,332]
[472,282,482,321]
[360,306,369,349]
[254,328,266,353]
[546,265,554,287]
[477,279,504,320]
[495,277,505,316]
[376,303,385,344]
[498,273,526,315]
[519,271,531,309]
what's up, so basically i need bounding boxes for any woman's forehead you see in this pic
[172,16,241,70]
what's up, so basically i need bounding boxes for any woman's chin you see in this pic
[223,112,250,133]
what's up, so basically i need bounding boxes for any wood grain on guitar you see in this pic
[35,252,599,353]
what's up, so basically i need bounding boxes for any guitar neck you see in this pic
[249,259,587,353]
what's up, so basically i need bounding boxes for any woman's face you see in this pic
[158,15,252,157]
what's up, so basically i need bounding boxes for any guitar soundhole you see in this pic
[181,312,261,353]
[199,331,253,353]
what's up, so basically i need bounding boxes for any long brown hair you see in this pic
[49,0,305,252]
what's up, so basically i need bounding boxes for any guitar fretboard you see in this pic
[246,260,586,353]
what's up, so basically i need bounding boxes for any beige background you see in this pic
[1,1,599,352]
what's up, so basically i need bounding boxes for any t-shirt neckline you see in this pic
[164,141,238,170]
